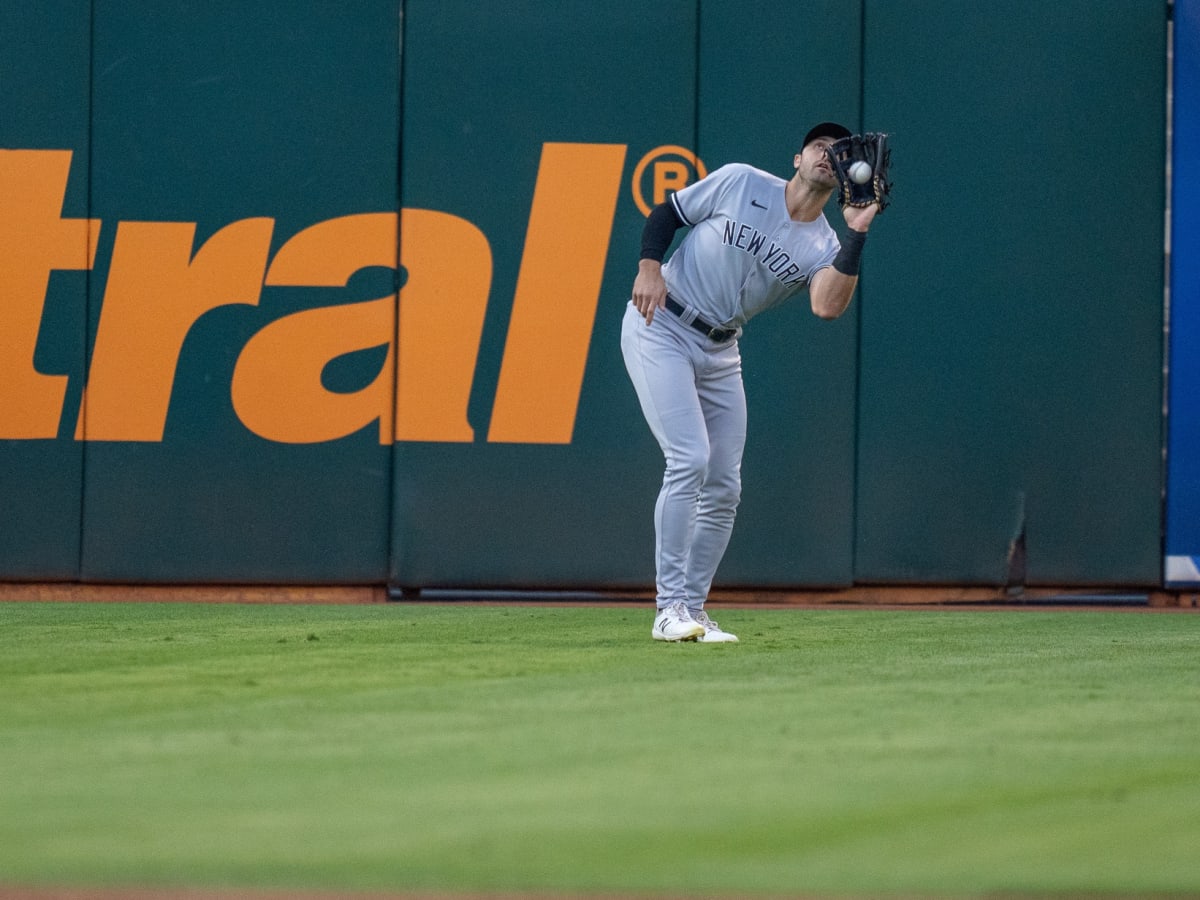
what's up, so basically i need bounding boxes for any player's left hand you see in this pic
[843,202,879,233]
[827,132,893,212]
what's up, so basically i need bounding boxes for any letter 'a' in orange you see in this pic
[395,209,492,442]
[233,213,399,445]
[232,210,491,445]
[488,143,626,444]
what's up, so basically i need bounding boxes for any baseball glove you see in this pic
[827,132,892,211]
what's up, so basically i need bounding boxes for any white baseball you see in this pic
[849,161,872,184]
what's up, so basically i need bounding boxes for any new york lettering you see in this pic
[722,218,806,287]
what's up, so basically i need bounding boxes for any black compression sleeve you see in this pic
[640,201,685,262]
[832,229,867,276]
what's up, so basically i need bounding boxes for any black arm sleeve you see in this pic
[640,201,686,262]
[832,229,867,276]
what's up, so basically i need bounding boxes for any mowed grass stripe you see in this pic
[0,602,1197,896]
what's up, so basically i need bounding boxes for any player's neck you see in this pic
[785,176,832,223]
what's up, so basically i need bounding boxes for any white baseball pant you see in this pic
[620,301,746,612]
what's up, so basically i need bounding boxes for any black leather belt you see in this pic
[664,296,737,342]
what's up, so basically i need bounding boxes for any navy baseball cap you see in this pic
[803,122,851,146]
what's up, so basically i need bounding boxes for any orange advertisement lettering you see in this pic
[0,150,98,438]
[79,218,275,441]
[489,142,626,443]
[0,143,659,446]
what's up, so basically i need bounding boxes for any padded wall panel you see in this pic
[0,2,92,578]
[80,1,399,582]
[696,0,862,587]
[391,1,697,588]
[855,1,1166,585]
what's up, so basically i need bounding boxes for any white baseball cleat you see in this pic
[652,601,705,642]
[693,610,739,643]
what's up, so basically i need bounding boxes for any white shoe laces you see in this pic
[659,601,696,626]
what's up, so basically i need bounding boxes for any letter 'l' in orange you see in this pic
[0,150,99,439]
[487,142,626,444]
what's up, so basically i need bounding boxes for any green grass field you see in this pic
[1,601,1198,898]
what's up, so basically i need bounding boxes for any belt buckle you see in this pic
[707,325,730,341]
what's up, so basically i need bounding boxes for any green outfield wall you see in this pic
[0,1,1168,590]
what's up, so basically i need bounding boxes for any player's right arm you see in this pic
[808,203,879,319]
[631,201,685,324]
[632,259,668,324]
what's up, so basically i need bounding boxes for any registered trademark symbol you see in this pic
[631,145,707,217]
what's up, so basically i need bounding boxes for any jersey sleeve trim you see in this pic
[669,190,693,226]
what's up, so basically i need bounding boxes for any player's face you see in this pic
[794,137,838,188]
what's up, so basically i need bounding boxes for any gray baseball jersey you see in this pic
[663,163,840,328]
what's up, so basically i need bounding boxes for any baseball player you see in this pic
[622,122,882,642]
